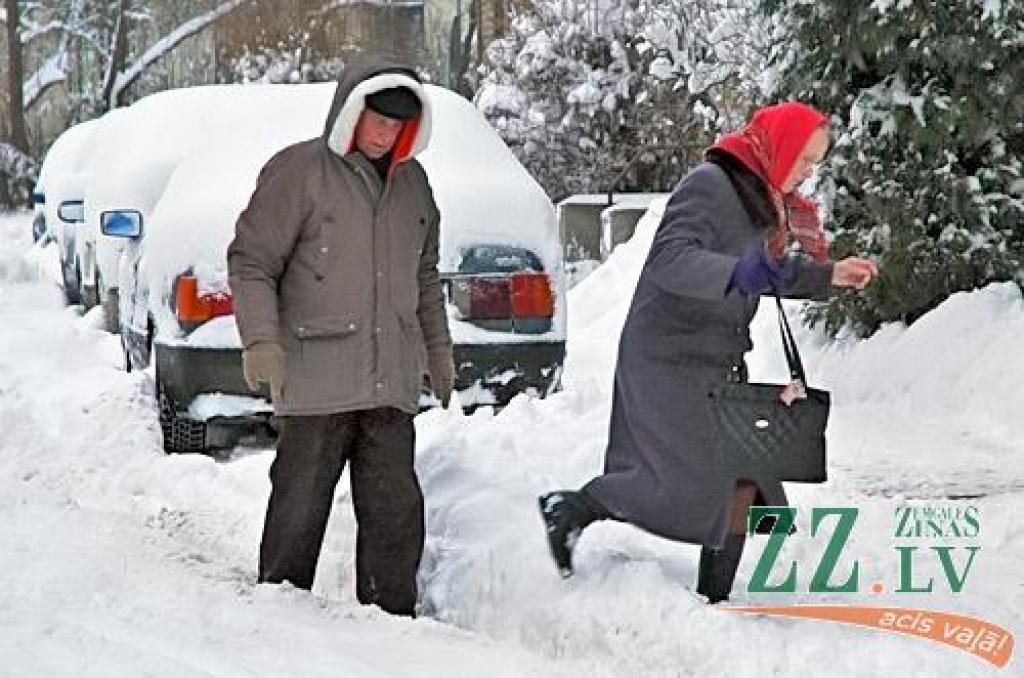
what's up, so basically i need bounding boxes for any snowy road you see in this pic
[1,210,1021,676]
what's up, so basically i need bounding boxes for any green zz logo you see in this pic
[746,507,860,594]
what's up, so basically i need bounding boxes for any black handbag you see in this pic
[708,295,830,483]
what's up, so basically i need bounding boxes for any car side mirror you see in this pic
[58,200,85,223]
[101,210,143,239]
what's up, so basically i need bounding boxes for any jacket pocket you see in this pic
[292,313,360,339]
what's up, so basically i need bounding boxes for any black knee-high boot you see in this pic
[696,534,746,604]
[538,489,610,578]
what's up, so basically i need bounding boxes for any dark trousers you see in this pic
[258,408,424,617]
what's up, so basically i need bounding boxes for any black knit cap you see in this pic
[364,86,422,120]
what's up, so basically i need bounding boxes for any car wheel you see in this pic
[31,214,46,243]
[101,285,120,334]
[82,280,98,309]
[62,257,82,305]
[121,333,132,372]
[157,377,207,455]
[125,318,154,373]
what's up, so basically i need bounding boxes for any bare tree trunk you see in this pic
[3,0,29,153]
[100,0,131,111]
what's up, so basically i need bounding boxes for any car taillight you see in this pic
[511,272,555,318]
[176,275,233,327]
[452,271,554,332]
[465,277,512,319]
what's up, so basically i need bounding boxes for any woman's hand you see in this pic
[730,247,782,296]
[832,257,879,289]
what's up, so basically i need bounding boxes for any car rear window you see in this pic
[457,245,544,274]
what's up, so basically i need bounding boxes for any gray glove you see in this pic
[243,341,285,402]
[427,350,455,408]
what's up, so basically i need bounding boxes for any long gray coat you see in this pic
[583,162,834,548]
[227,59,451,416]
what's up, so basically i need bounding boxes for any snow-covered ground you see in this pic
[1,208,1021,676]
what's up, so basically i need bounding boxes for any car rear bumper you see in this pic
[453,340,565,405]
[155,343,273,453]
[155,338,566,415]
[155,343,257,405]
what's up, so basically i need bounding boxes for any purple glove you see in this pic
[729,247,782,296]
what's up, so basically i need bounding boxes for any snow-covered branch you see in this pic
[20,19,66,43]
[22,50,72,110]
[110,0,253,104]
[0,143,39,182]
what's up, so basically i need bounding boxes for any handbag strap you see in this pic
[774,294,807,383]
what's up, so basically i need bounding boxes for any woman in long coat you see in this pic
[539,102,879,602]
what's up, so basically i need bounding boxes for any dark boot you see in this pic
[538,490,608,578]
[696,534,746,604]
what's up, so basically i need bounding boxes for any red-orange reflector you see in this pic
[511,272,554,318]
[176,275,208,325]
[176,275,234,326]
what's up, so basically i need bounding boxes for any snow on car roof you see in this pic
[140,83,558,272]
[418,86,560,275]
[85,84,330,229]
[133,82,563,338]
[35,119,100,194]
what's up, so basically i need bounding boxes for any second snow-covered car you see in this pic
[34,118,104,304]
[101,82,565,454]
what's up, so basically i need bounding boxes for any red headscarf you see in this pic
[709,102,830,262]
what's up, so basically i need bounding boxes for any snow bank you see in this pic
[562,197,664,390]
[0,210,63,288]
[0,211,37,284]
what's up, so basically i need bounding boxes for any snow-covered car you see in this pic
[86,87,272,333]
[34,118,103,304]
[103,83,565,454]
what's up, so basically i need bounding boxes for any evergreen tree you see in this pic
[476,0,767,202]
[763,0,1024,335]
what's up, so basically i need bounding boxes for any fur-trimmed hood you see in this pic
[323,56,432,163]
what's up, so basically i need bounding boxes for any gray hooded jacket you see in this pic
[227,58,452,415]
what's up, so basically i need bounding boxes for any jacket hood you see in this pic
[323,56,432,162]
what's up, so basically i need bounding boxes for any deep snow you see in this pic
[1,209,1021,676]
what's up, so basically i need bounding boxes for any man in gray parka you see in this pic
[227,57,453,617]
